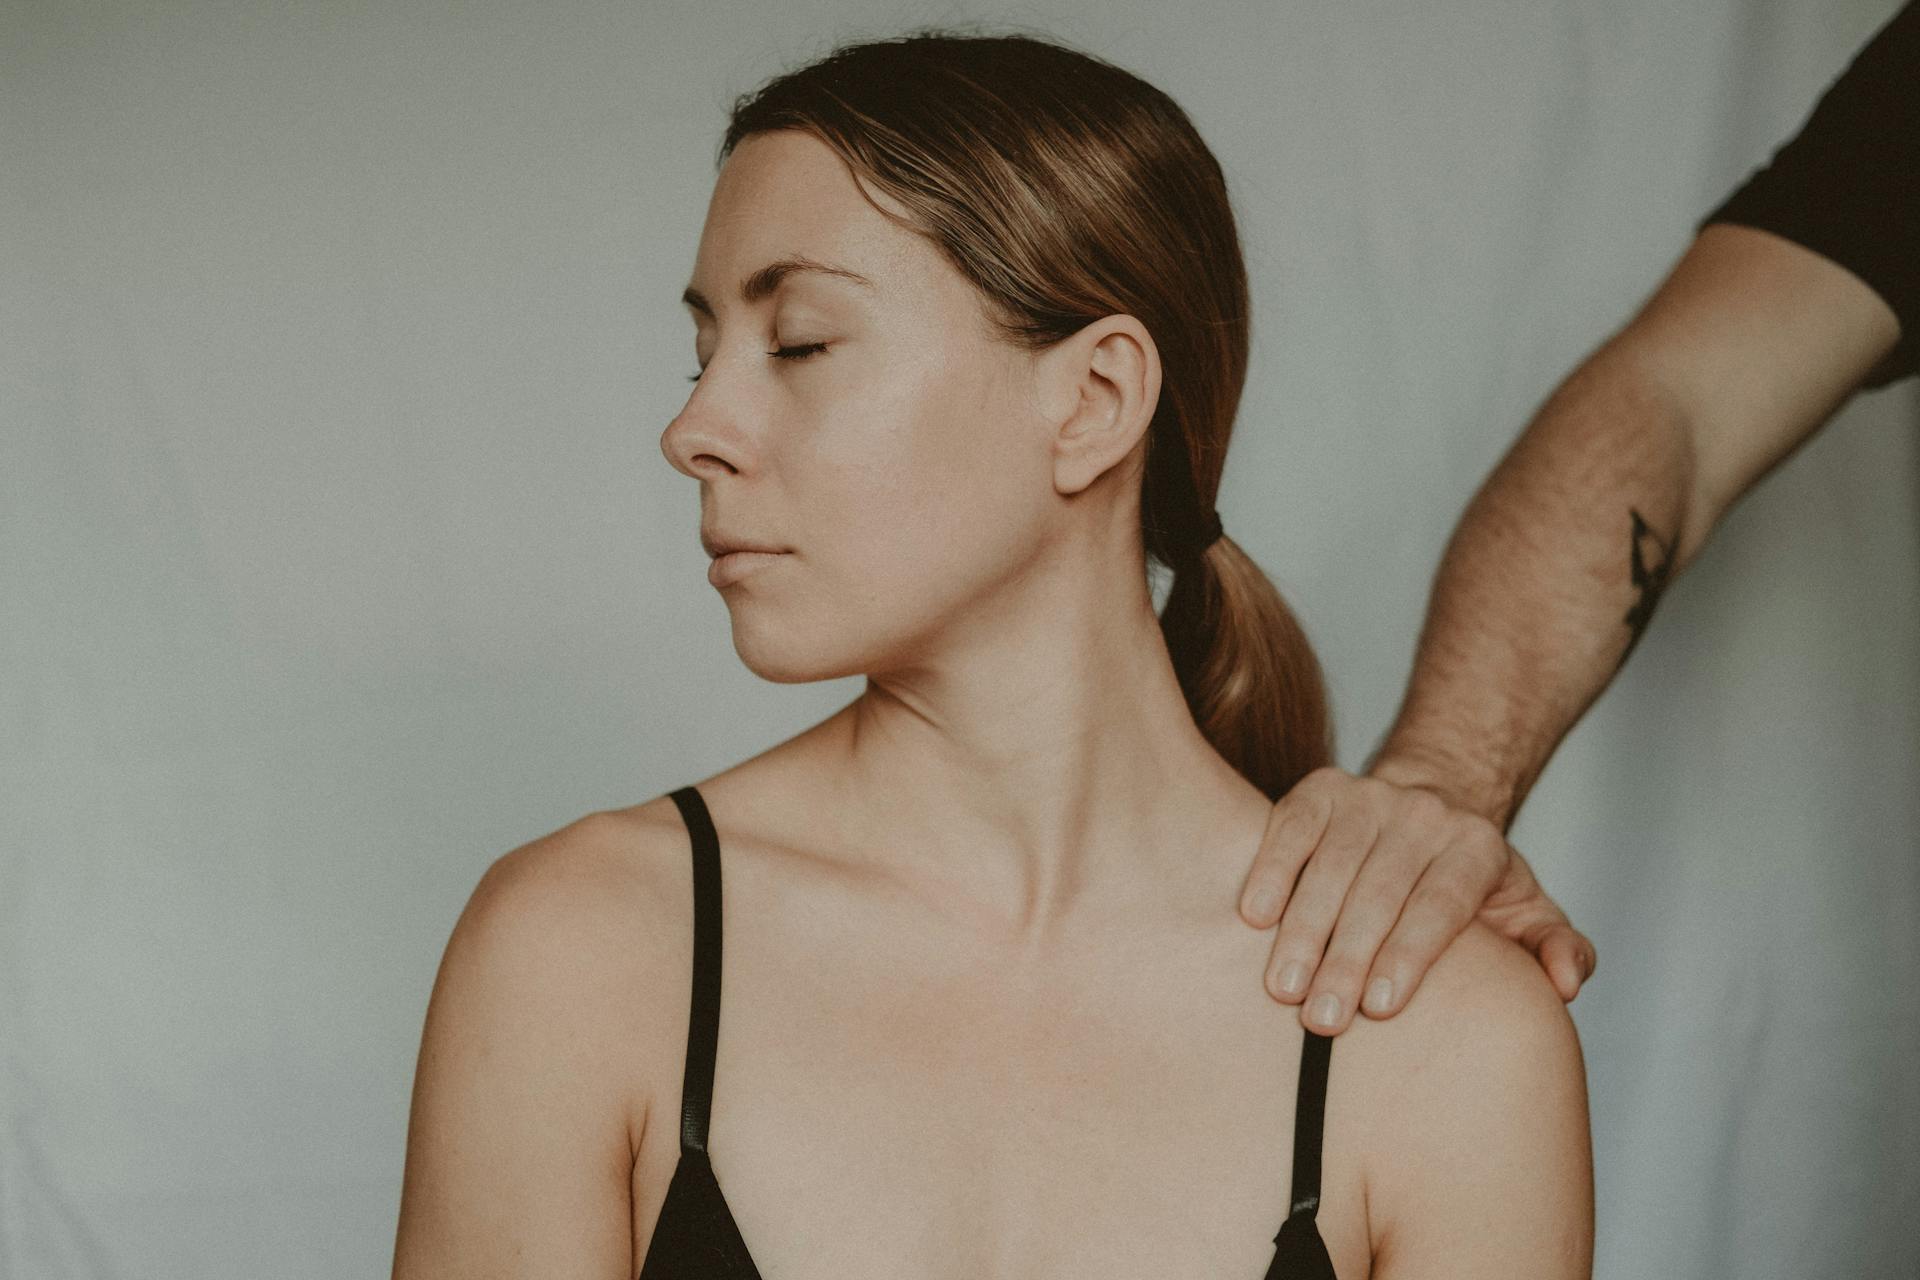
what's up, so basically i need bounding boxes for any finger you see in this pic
[1263,803,1378,1005]
[1534,926,1597,1001]
[1352,836,1501,1021]
[1299,823,1437,1034]
[1239,777,1334,927]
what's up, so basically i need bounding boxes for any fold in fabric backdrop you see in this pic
[3,1,1915,1276]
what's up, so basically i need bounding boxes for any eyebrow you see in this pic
[681,255,875,318]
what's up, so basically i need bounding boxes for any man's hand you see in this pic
[1236,765,1596,1034]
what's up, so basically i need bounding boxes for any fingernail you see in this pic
[1276,961,1308,997]
[1244,887,1281,921]
[1309,993,1340,1027]
[1363,977,1392,1014]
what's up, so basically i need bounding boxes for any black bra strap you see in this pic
[667,785,722,1156]
[1289,1029,1333,1216]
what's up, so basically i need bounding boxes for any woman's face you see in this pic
[663,129,1071,683]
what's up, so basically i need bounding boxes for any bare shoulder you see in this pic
[470,796,694,946]
[476,792,696,1004]
[1381,919,1578,1058]
[427,797,698,1142]
[446,799,695,1021]
[1349,920,1587,1144]
[1335,922,1592,1278]
[393,796,699,1274]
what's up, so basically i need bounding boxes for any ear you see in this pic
[1034,315,1163,498]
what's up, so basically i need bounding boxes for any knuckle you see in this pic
[1456,829,1508,876]
[1369,833,1431,882]
[1268,796,1326,849]
[1288,767,1332,800]
[1397,788,1448,830]
[1309,834,1362,878]
[1421,873,1482,921]
[1471,816,1509,849]
[1270,798,1324,849]
[1357,774,1396,806]
[1342,879,1402,927]
[1473,822,1513,862]
[1382,903,1446,952]
[1276,893,1333,939]
[1275,900,1337,951]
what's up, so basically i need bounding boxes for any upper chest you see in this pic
[626,844,1375,1280]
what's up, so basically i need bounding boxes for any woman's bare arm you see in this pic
[391,818,663,1279]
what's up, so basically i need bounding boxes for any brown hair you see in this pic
[718,26,1332,799]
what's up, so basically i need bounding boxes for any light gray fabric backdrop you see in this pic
[4,0,1916,1276]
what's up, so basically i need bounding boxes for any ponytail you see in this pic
[1161,534,1333,801]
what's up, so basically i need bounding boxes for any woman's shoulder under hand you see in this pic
[1360,918,1582,1059]
[1335,920,1593,1278]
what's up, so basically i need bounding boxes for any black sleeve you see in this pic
[1697,1,1919,388]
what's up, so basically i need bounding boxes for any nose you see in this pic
[660,385,744,482]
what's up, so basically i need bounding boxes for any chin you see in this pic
[729,621,869,684]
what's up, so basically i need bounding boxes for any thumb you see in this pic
[1534,925,1594,1002]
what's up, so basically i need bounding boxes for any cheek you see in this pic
[723,375,1043,681]
[814,361,1035,584]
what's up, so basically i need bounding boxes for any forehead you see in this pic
[688,130,925,306]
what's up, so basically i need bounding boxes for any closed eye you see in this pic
[771,342,829,361]
[686,343,830,383]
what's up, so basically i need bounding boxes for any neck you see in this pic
[815,557,1264,952]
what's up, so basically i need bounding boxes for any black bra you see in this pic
[637,784,1339,1278]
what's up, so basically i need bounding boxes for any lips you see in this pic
[707,547,786,587]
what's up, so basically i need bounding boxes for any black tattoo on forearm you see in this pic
[1621,507,1674,663]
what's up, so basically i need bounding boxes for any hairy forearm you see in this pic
[1366,336,1701,830]
[1362,222,1905,829]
